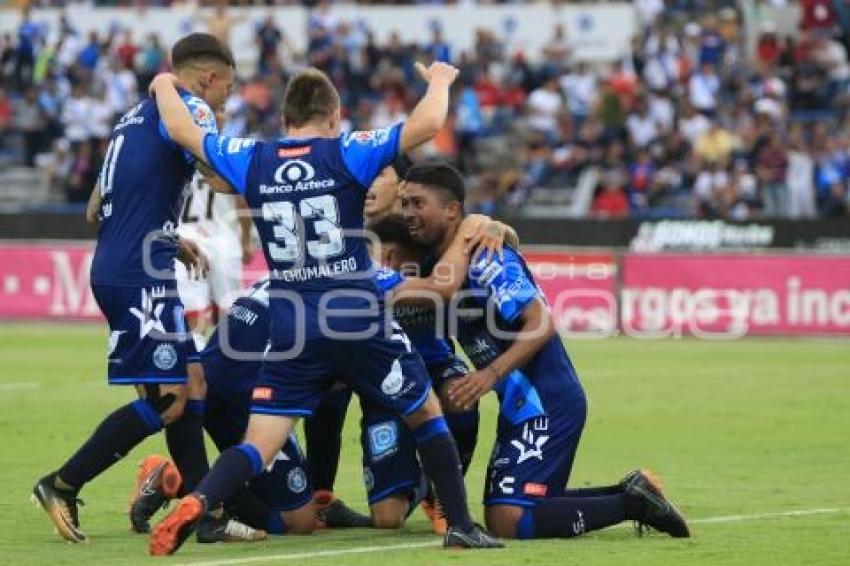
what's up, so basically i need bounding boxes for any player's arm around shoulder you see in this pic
[388,214,509,303]
[150,73,208,162]
[399,61,459,152]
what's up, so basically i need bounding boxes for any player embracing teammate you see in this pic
[145,56,502,554]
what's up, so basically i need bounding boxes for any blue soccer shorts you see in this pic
[92,284,192,386]
[484,387,588,507]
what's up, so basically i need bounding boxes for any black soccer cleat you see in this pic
[622,469,690,538]
[32,473,87,543]
[316,499,373,529]
[444,523,504,549]
[130,455,182,534]
[196,513,268,543]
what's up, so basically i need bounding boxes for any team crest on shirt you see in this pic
[287,467,307,494]
[152,343,178,370]
[193,105,211,124]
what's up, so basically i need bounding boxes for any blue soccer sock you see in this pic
[166,400,209,496]
[516,494,627,539]
[56,399,162,490]
[195,444,264,508]
[413,417,474,532]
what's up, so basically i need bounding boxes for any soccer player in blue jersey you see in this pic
[32,33,236,545]
[147,62,503,554]
[399,161,691,541]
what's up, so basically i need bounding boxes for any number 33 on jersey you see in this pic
[199,125,403,292]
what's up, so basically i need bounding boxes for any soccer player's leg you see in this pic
[176,259,213,351]
[359,402,426,529]
[483,391,688,539]
[150,343,329,555]
[305,387,367,528]
[422,357,480,534]
[331,328,501,548]
[131,312,210,533]
[245,434,315,536]
[33,285,189,543]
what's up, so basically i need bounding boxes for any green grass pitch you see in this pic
[0,324,848,565]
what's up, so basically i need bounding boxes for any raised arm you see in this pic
[150,74,208,164]
[399,62,459,153]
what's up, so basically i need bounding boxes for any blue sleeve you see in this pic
[373,265,404,293]
[340,123,403,188]
[201,134,258,195]
[159,93,219,164]
[468,248,539,324]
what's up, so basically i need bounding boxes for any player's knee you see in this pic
[187,362,207,400]
[149,385,188,424]
[402,392,443,429]
[484,505,522,539]
[370,500,407,529]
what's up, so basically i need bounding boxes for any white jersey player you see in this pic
[177,171,254,349]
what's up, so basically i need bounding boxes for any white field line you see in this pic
[0,381,39,391]
[179,507,848,566]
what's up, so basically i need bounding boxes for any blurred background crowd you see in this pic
[1,0,849,220]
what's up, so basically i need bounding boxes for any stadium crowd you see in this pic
[1,1,849,219]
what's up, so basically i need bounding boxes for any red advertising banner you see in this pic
[524,251,617,336]
[1,243,847,337]
[622,254,850,336]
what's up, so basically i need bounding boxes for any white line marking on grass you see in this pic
[179,507,849,566]
[0,381,39,391]
[690,508,845,524]
[179,541,439,566]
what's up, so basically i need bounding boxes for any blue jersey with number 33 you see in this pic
[201,126,402,296]
[90,92,218,287]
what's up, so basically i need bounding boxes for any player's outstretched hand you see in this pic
[177,237,209,279]
[414,61,459,87]
[447,368,498,411]
[148,72,179,96]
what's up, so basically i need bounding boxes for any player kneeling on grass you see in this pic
[399,161,691,540]
[132,279,316,541]
[146,59,502,555]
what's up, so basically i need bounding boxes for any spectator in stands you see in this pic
[14,7,40,88]
[0,88,11,149]
[256,15,283,76]
[14,86,46,167]
[689,62,721,116]
[525,76,562,142]
[755,130,790,217]
[694,121,738,165]
[591,169,630,218]
[77,31,102,73]
[200,0,247,47]
[560,61,596,126]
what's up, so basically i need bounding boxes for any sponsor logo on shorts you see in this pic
[287,467,307,494]
[380,359,405,396]
[523,483,548,497]
[252,387,273,401]
[511,419,549,464]
[152,343,178,370]
[278,146,311,158]
[498,475,515,494]
[368,421,399,462]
